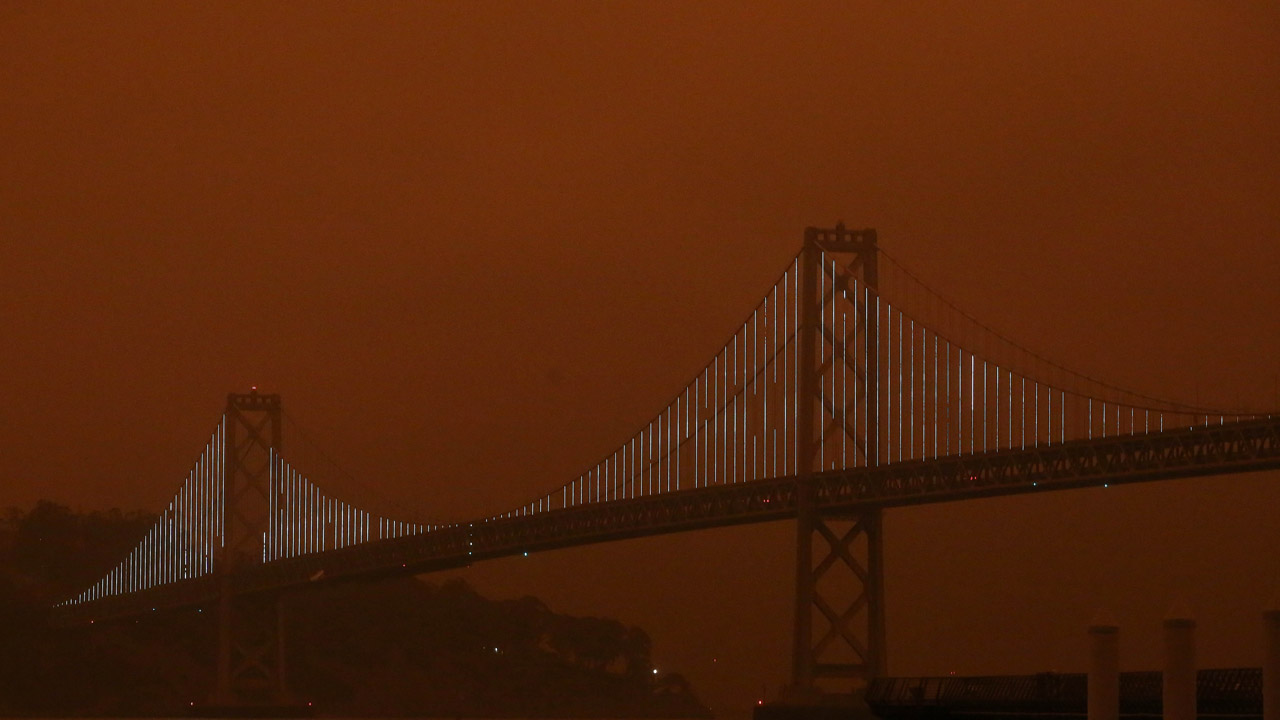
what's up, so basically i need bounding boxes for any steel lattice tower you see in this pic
[217,389,289,706]
[791,224,887,694]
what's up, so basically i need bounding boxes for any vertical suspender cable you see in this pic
[712,356,718,485]
[994,365,1000,449]
[732,335,737,483]
[909,317,914,460]
[886,304,893,463]
[783,268,789,474]
[723,343,728,484]
[793,262,799,474]
[842,306,848,469]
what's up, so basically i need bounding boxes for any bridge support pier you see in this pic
[1088,613,1120,720]
[1265,601,1280,720]
[215,591,289,706]
[792,508,887,692]
[1162,605,1196,720]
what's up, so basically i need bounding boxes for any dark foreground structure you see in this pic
[861,668,1261,720]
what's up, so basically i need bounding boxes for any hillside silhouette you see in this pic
[0,501,710,717]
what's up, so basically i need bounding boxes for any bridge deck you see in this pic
[54,415,1280,624]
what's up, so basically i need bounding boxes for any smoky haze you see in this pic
[1,2,1278,718]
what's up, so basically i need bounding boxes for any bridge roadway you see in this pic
[56,415,1280,625]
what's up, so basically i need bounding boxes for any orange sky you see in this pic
[2,2,1278,717]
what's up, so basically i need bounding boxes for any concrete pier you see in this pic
[1089,610,1120,720]
[1162,601,1196,720]
[1265,596,1280,720]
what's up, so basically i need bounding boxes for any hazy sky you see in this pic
[2,2,1278,717]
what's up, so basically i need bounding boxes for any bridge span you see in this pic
[59,414,1280,624]
[50,224,1278,708]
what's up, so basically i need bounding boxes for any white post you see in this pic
[1162,601,1196,720]
[1265,596,1280,720]
[1089,610,1120,720]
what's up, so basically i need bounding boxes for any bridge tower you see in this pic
[216,389,290,707]
[790,223,886,696]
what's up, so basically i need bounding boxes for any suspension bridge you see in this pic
[52,224,1280,709]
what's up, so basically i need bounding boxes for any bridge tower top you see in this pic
[226,387,282,414]
[223,388,282,571]
[802,221,879,317]
[805,221,877,257]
